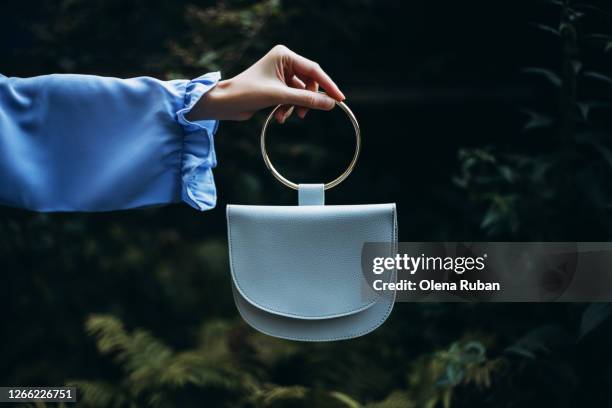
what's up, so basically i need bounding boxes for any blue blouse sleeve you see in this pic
[0,71,221,212]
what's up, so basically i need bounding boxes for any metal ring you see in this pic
[260,100,361,190]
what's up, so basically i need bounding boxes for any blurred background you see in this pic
[2,0,612,406]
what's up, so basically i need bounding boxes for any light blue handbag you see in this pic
[227,101,397,341]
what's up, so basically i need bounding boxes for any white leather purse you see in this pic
[227,101,397,341]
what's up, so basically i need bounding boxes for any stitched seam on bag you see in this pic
[228,206,392,318]
[230,204,397,341]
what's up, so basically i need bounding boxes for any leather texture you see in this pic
[298,184,325,205]
[226,190,397,341]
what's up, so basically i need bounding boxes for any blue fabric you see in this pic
[0,71,221,211]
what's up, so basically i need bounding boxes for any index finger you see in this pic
[289,51,345,101]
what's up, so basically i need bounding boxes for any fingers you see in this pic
[275,106,294,124]
[275,76,306,124]
[289,51,345,102]
[283,87,336,111]
[289,75,306,89]
[296,78,318,119]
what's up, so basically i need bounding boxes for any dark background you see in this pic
[2,0,612,407]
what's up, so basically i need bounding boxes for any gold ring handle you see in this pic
[260,100,361,190]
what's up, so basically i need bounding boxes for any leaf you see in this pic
[461,341,486,364]
[580,303,612,339]
[445,362,465,385]
[568,10,585,21]
[575,132,612,168]
[522,68,562,87]
[585,33,612,41]
[570,60,582,75]
[85,315,130,355]
[585,34,612,52]
[330,391,363,408]
[196,51,220,69]
[504,345,536,359]
[499,165,514,182]
[480,207,500,229]
[260,385,308,405]
[68,381,129,408]
[442,389,452,408]
[574,4,612,17]
[530,23,560,36]
[584,71,612,86]
[577,102,591,121]
[521,109,554,131]
[576,101,612,121]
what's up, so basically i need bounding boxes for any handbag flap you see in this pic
[227,203,396,319]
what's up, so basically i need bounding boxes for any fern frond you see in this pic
[68,380,130,408]
[122,330,174,394]
[86,315,131,356]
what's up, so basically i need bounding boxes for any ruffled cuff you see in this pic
[176,72,221,211]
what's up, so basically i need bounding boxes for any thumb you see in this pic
[282,89,336,111]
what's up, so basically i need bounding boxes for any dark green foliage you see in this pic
[3,0,612,407]
[454,0,612,240]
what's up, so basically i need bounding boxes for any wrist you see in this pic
[186,79,233,121]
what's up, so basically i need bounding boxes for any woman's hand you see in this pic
[187,45,345,123]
